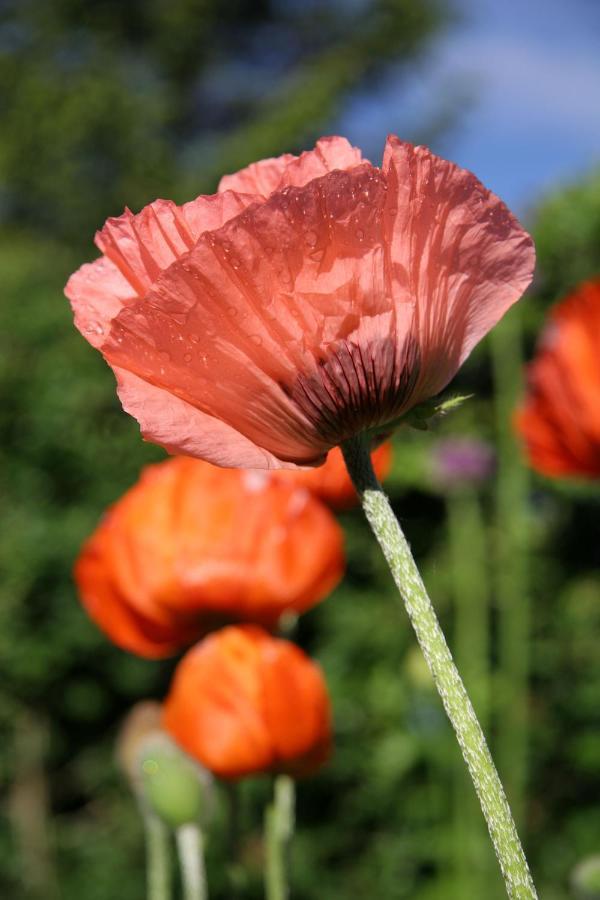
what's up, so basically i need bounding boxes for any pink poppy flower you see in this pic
[66,135,534,468]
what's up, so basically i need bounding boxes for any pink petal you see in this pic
[113,366,297,469]
[382,136,535,401]
[218,136,364,197]
[95,191,259,296]
[65,256,137,348]
[102,163,393,463]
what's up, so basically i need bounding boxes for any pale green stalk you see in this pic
[144,813,172,900]
[490,311,531,828]
[447,488,493,897]
[341,435,537,900]
[264,775,295,900]
[8,709,59,899]
[176,823,208,900]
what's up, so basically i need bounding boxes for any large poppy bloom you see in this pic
[516,279,600,478]
[163,626,331,780]
[74,456,344,658]
[67,135,534,468]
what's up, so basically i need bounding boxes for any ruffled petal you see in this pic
[74,529,198,659]
[218,136,364,197]
[65,256,137,348]
[516,280,600,478]
[163,629,275,777]
[262,640,331,774]
[94,191,259,296]
[102,163,395,464]
[382,136,535,401]
[113,366,295,469]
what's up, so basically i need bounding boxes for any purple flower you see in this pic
[430,438,496,490]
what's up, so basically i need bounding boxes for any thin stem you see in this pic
[144,812,172,900]
[341,435,537,900]
[224,783,243,896]
[176,823,208,900]
[264,775,295,900]
[447,489,490,729]
[447,488,493,897]
[491,311,531,829]
[8,708,59,899]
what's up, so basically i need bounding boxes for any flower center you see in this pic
[287,335,421,446]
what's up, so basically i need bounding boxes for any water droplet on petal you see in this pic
[227,307,237,317]
[356,228,364,240]
[250,334,262,346]
[159,350,171,361]
[183,352,192,363]
[305,231,318,247]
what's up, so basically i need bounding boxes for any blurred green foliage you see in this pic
[0,1,599,898]
[0,0,444,243]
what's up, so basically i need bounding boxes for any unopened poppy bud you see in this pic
[117,701,212,828]
[138,734,212,829]
[571,856,600,900]
[116,700,163,790]
[164,626,332,780]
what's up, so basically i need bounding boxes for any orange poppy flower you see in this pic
[74,457,344,658]
[272,443,392,509]
[163,626,332,780]
[67,135,534,469]
[516,279,600,478]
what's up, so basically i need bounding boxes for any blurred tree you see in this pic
[529,168,600,306]
[0,0,446,243]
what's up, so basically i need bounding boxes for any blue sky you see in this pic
[337,0,600,214]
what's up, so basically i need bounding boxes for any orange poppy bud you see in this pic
[272,443,393,509]
[74,457,344,658]
[163,626,332,780]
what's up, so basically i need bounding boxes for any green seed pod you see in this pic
[116,702,212,829]
[138,734,212,829]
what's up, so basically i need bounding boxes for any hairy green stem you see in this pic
[144,813,172,900]
[176,823,208,900]
[341,435,537,900]
[264,775,295,900]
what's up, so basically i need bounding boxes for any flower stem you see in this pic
[264,775,295,900]
[491,311,531,829]
[176,823,208,900]
[143,812,172,900]
[447,488,493,897]
[341,434,537,900]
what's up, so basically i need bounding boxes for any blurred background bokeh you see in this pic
[1,0,599,897]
